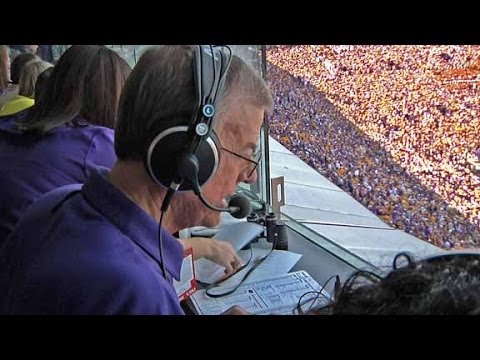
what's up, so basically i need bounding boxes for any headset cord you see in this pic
[205,240,275,298]
[158,210,168,280]
[293,274,339,315]
[206,208,280,298]
[158,187,177,280]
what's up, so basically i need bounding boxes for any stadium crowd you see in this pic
[266,45,480,249]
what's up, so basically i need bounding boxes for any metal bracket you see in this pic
[271,176,285,219]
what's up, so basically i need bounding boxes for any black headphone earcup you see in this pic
[195,130,221,188]
[147,128,188,189]
[146,127,221,191]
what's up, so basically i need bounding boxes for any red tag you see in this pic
[173,247,197,301]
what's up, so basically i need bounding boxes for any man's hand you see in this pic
[221,305,250,315]
[178,237,243,276]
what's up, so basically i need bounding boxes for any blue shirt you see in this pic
[0,116,116,243]
[0,169,185,315]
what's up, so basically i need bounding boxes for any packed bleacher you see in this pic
[267,45,480,249]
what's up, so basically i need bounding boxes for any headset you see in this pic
[146,45,232,195]
[144,45,250,280]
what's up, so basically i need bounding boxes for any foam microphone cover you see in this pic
[228,195,252,219]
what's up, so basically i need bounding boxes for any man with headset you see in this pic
[0,45,273,315]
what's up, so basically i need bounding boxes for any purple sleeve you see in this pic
[83,128,117,178]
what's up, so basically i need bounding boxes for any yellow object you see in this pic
[0,95,34,117]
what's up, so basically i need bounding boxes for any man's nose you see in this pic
[243,168,258,184]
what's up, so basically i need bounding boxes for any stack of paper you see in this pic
[190,270,330,315]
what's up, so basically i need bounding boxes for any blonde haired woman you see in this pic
[0,59,52,116]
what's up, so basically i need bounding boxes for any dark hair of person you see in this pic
[17,45,131,135]
[312,253,480,315]
[10,53,38,84]
[34,67,54,100]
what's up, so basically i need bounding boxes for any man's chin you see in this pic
[202,212,222,229]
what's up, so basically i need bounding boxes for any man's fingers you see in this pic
[224,262,233,275]
[222,305,250,315]
[232,257,242,270]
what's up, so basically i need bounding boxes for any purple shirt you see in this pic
[0,116,116,243]
[0,169,185,315]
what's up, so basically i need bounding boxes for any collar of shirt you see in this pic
[82,168,184,281]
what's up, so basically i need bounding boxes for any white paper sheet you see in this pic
[194,247,301,285]
[190,270,329,315]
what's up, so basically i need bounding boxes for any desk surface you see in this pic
[288,226,358,295]
[183,225,365,314]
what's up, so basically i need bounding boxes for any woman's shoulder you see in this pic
[62,123,114,137]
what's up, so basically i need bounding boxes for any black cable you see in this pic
[158,187,177,280]
[204,246,254,297]
[205,206,280,298]
[158,209,168,280]
[293,274,339,315]
[393,251,415,270]
[294,291,327,315]
[205,238,276,298]
[205,246,273,298]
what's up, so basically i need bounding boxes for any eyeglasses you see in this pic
[221,147,262,178]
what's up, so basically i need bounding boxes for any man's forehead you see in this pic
[219,103,263,140]
[222,120,260,143]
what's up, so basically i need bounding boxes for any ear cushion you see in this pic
[146,126,221,191]
[196,129,221,187]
